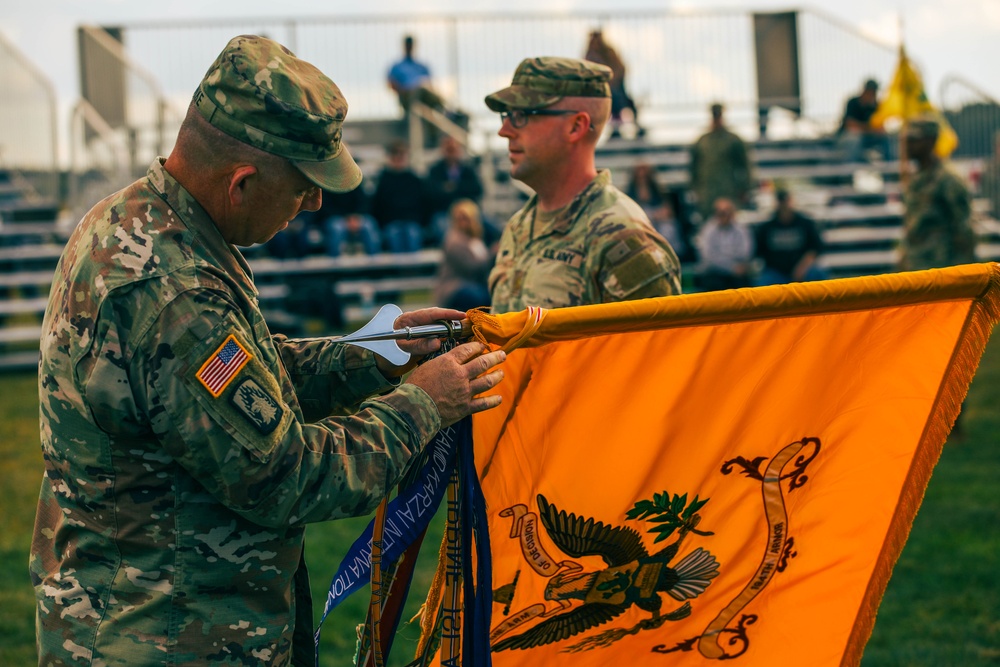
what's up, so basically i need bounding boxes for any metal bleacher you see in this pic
[591,134,1000,280]
[0,167,65,369]
[3,8,999,372]
[3,134,1000,371]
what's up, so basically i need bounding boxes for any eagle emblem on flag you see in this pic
[490,491,720,652]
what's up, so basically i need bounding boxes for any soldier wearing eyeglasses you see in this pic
[485,57,682,314]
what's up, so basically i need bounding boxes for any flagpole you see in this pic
[898,15,910,191]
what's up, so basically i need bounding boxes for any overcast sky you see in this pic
[2,0,998,104]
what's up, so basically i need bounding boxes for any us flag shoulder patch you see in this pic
[196,334,252,397]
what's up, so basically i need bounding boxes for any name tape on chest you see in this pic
[541,247,583,267]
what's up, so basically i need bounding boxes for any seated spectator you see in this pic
[754,189,829,286]
[694,197,754,291]
[332,214,379,257]
[264,208,322,259]
[425,135,484,244]
[837,79,890,162]
[625,162,691,261]
[434,199,493,312]
[267,184,378,259]
[321,187,380,257]
[371,140,429,253]
[387,34,445,116]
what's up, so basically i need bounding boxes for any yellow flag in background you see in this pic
[424,264,999,665]
[870,45,959,157]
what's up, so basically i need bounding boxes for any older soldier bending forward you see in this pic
[31,35,505,666]
[485,57,681,314]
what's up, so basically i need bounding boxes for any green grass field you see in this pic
[2,338,998,666]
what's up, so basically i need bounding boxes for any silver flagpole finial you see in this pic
[336,304,472,365]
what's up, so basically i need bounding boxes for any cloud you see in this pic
[909,0,1000,39]
[856,12,901,47]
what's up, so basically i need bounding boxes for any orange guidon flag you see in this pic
[430,264,999,665]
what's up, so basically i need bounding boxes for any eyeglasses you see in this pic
[499,108,579,129]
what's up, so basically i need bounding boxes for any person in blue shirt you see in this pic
[387,35,444,115]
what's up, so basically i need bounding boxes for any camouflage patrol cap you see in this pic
[904,115,940,140]
[194,34,362,192]
[484,56,612,112]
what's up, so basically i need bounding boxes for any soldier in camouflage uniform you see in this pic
[31,35,506,666]
[898,117,977,271]
[976,130,1000,221]
[689,103,753,221]
[484,57,681,314]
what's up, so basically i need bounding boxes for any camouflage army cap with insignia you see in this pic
[485,56,612,112]
[194,34,362,192]
[904,115,940,140]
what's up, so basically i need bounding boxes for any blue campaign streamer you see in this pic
[313,423,463,663]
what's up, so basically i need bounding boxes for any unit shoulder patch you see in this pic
[230,377,284,435]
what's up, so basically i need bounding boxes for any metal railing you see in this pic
[69,26,181,214]
[9,8,999,218]
[0,31,59,201]
[796,10,896,131]
[114,7,899,152]
[407,101,471,174]
[940,74,1000,159]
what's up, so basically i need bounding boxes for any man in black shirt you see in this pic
[424,135,484,245]
[753,189,829,285]
[371,139,429,252]
[837,79,889,162]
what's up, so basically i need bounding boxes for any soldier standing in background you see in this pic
[898,117,976,271]
[689,102,753,221]
[484,57,681,314]
[976,130,1000,221]
[31,35,506,666]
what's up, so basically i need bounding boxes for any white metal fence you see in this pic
[940,74,1000,160]
[11,7,1000,211]
[112,8,897,154]
[0,31,58,199]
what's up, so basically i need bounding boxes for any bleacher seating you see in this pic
[248,249,443,333]
[0,168,67,368]
[2,137,1000,371]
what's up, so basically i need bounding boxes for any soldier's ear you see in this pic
[227,165,258,208]
[568,112,592,141]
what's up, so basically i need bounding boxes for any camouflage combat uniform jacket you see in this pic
[31,160,440,666]
[899,161,976,271]
[488,170,681,314]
